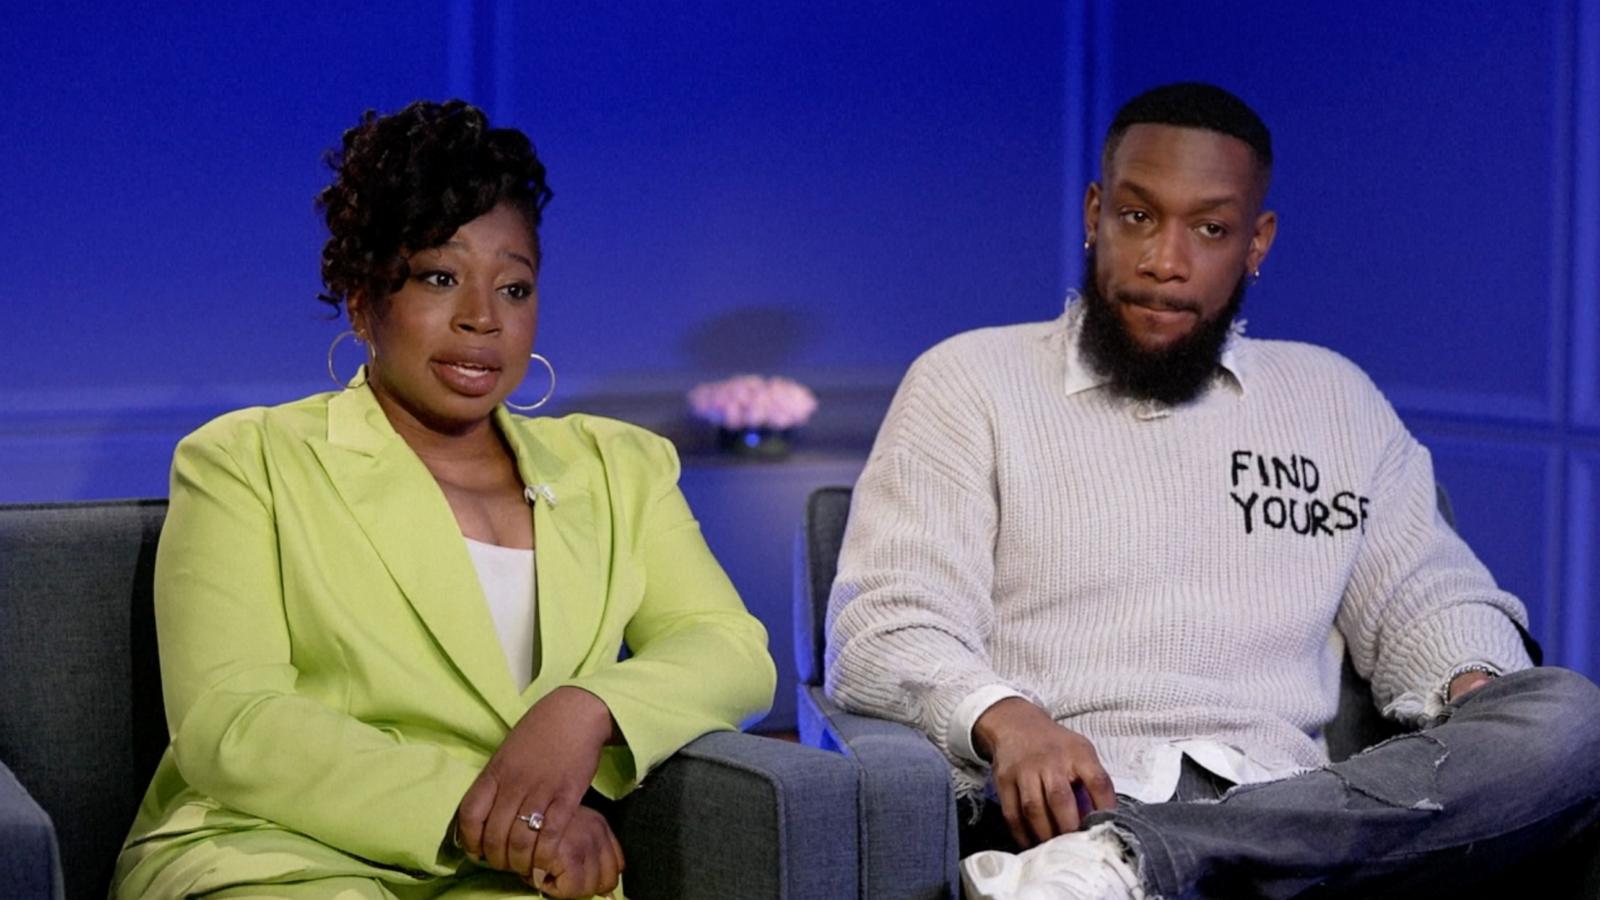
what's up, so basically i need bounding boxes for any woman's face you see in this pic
[350,202,540,436]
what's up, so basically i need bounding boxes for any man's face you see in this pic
[1077,245,1243,406]
[1084,124,1276,352]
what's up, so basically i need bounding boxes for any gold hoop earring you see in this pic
[327,330,369,388]
[504,352,556,412]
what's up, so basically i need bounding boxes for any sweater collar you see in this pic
[1057,295,1251,399]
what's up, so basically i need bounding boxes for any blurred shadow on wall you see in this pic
[680,306,813,373]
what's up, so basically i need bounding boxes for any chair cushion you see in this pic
[0,500,169,900]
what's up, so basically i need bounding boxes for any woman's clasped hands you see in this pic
[456,686,625,898]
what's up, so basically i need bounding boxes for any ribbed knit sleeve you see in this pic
[824,343,1030,776]
[1334,391,1533,723]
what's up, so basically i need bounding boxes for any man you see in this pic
[825,82,1600,899]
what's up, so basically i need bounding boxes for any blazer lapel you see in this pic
[496,409,608,696]
[309,387,527,727]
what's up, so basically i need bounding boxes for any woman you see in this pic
[113,100,776,899]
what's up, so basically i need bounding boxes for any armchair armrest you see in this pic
[798,685,960,900]
[0,759,64,900]
[615,731,858,900]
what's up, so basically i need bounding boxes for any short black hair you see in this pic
[1102,82,1272,176]
[316,99,553,313]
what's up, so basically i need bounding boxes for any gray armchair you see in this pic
[794,486,961,899]
[794,485,1565,900]
[0,499,858,900]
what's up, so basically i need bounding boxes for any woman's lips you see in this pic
[431,359,500,396]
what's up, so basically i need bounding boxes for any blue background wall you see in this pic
[1,0,1067,484]
[4,3,1597,691]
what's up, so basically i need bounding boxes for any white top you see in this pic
[464,537,539,693]
[826,298,1530,802]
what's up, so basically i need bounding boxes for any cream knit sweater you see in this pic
[825,301,1532,798]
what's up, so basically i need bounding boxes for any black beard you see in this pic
[1077,250,1248,406]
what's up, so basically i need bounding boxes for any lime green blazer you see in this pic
[114,386,776,899]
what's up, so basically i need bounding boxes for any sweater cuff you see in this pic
[1387,660,1504,722]
[1446,659,1503,684]
[948,684,1029,765]
[1438,660,1502,702]
[1381,604,1531,723]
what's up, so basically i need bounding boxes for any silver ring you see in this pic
[517,810,545,831]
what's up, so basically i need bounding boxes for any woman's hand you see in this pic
[525,804,625,899]
[456,686,616,877]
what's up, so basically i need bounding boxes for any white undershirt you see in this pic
[463,537,539,692]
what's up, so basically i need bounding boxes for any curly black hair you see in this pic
[315,99,553,313]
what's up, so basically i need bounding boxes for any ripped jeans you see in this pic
[1083,667,1600,898]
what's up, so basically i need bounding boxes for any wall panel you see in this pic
[493,2,1067,401]
[679,452,867,733]
[0,2,457,406]
[1572,0,1600,430]
[1,3,1069,499]
[0,431,179,504]
[1104,2,1566,426]
[1566,452,1598,674]
[1417,433,1563,659]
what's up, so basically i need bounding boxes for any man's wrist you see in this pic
[1447,669,1496,701]
[972,697,1047,762]
[1445,662,1501,702]
[951,685,1029,763]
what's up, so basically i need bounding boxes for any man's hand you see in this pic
[973,697,1117,848]
[456,686,616,878]
[526,805,625,899]
[1448,670,1495,702]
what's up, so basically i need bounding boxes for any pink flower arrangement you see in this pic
[687,375,818,431]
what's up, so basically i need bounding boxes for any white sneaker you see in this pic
[961,823,1145,900]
